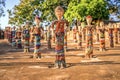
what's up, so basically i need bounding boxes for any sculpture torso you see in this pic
[52,20,68,34]
[23,29,30,40]
[99,29,105,38]
[34,27,41,36]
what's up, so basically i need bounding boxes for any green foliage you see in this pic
[8,0,71,25]
[0,0,5,17]
[40,0,71,21]
[8,0,38,25]
[64,0,109,22]
[8,0,112,25]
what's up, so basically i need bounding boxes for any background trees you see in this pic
[8,0,71,25]
[106,0,120,19]
[64,0,109,23]
[8,0,120,25]
[0,0,5,17]
[8,0,36,25]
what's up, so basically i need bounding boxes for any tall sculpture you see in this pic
[72,25,78,43]
[16,27,22,49]
[98,21,106,51]
[85,15,94,59]
[78,25,82,49]
[30,26,35,45]
[113,23,119,44]
[108,23,114,48]
[23,22,30,53]
[11,26,16,48]
[33,16,43,58]
[51,6,68,68]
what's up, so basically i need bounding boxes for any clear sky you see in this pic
[0,0,20,29]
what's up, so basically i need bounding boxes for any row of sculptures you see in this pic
[3,6,120,69]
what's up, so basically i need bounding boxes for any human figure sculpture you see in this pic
[11,26,16,48]
[95,21,100,43]
[108,23,114,48]
[8,27,12,45]
[30,26,35,45]
[78,25,82,49]
[33,16,43,58]
[16,27,22,49]
[113,23,119,44]
[98,21,106,51]
[85,15,94,59]
[117,23,120,42]
[81,22,86,42]
[72,25,78,43]
[44,25,48,41]
[51,6,68,68]
[23,22,30,53]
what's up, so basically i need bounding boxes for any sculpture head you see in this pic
[108,23,113,28]
[12,26,16,31]
[55,6,64,20]
[25,21,30,29]
[17,27,21,32]
[86,15,92,26]
[100,21,104,28]
[35,16,41,26]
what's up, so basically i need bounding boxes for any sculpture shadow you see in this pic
[0,62,53,67]
[0,60,119,69]
[67,61,119,68]
[96,53,120,57]
[107,46,120,50]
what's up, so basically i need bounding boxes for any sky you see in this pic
[0,0,20,29]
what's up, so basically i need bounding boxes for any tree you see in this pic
[0,0,5,17]
[8,0,71,25]
[32,0,71,21]
[64,0,109,23]
[9,0,114,25]
[106,0,120,19]
[8,0,39,25]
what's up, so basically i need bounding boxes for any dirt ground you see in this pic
[0,38,120,80]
